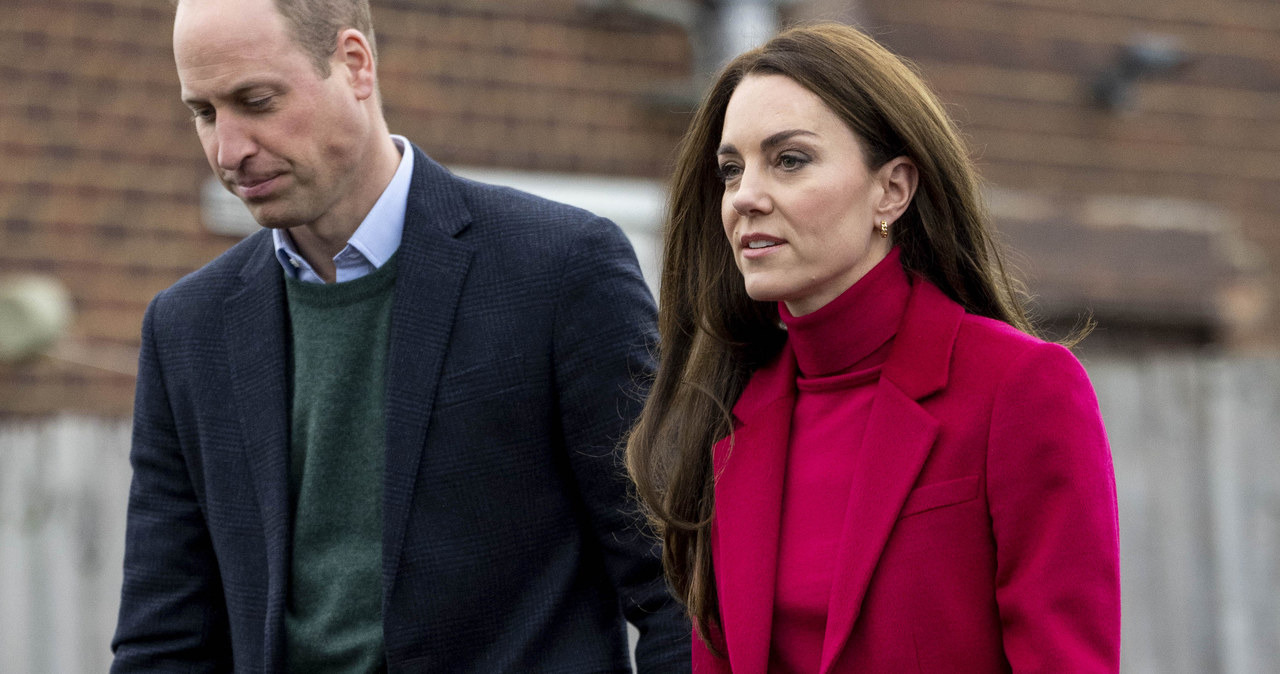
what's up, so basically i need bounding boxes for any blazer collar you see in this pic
[816,378,938,672]
[224,230,291,538]
[380,145,476,597]
[882,277,962,400]
[822,277,963,672]
[223,230,293,670]
[712,277,964,674]
[712,341,797,674]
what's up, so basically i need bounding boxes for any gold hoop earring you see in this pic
[879,220,889,239]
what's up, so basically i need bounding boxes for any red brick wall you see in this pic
[5,0,1278,417]
[829,0,1280,347]
[376,1,692,175]
[4,0,227,416]
[0,0,691,417]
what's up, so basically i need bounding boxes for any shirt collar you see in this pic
[273,134,414,283]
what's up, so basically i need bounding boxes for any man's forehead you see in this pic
[173,0,298,91]
[175,0,274,17]
[174,0,284,50]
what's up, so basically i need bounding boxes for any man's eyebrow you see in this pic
[717,129,817,156]
[181,81,277,107]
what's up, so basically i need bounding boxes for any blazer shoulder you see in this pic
[899,274,1086,393]
[450,173,621,239]
[957,309,1064,360]
[404,146,628,252]
[954,312,1091,391]
[149,229,272,319]
[437,174,639,291]
[956,313,1046,357]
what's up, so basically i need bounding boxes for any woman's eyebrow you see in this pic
[717,129,817,157]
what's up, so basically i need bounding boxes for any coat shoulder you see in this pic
[955,313,1046,358]
[148,230,273,326]
[953,312,1090,392]
[450,172,628,244]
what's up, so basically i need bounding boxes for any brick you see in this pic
[0,371,135,418]
[998,0,1280,32]
[881,0,1280,61]
[2,221,227,271]
[74,304,150,344]
[5,0,1279,413]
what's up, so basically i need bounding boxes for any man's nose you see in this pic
[214,116,257,172]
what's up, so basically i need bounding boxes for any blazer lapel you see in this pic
[381,149,475,597]
[818,278,964,673]
[713,346,796,674]
[222,232,292,670]
[818,380,937,672]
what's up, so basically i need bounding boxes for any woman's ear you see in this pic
[875,156,918,223]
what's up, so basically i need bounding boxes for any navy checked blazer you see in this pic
[111,145,691,673]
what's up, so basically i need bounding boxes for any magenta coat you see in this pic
[694,278,1120,673]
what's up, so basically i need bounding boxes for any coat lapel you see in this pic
[818,278,964,673]
[817,380,937,672]
[222,232,292,670]
[381,149,475,597]
[712,345,796,674]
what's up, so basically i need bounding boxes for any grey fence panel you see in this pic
[1090,355,1280,674]
[0,357,1278,672]
[1093,357,1220,673]
[1206,358,1280,673]
[0,416,130,674]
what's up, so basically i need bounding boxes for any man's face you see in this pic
[173,0,369,231]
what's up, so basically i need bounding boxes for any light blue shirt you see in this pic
[273,135,414,284]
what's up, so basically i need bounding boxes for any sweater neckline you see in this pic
[779,247,911,378]
[284,253,399,308]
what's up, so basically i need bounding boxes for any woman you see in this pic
[627,23,1120,673]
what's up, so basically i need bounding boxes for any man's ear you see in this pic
[334,28,376,100]
[874,156,919,223]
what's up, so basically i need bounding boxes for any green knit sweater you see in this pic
[283,256,397,673]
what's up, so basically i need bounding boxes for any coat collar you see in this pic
[379,146,475,597]
[711,340,797,673]
[223,230,292,671]
[711,276,964,673]
[882,278,962,401]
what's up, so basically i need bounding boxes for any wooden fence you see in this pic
[1090,355,1280,674]
[0,355,1277,672]
[0,416,130,674]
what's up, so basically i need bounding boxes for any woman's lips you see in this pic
[740,235,784,260]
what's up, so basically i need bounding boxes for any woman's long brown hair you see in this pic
[625,23,1043,650]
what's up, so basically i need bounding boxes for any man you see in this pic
[110,0,689,670]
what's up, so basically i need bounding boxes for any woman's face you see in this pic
[717,74,899,316]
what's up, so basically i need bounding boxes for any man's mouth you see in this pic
[234,174,282,200]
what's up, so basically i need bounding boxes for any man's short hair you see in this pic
[274,0,377,75]
[174,0,377,75]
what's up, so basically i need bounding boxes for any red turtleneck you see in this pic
[768,248,911,673]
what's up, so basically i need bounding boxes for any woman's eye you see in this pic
[778,153,807,170]
[717,163,742,182]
